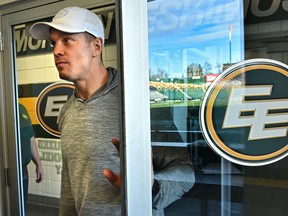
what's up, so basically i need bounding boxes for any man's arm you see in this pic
[103,138,154,189]
[103,138,121,189]
[152,146,195,211]
[30,137,44,183]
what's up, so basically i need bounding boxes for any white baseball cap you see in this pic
[30,7,105,44]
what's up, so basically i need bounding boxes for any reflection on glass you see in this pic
[148,0,244,215]
[148,0,244,144]
[13,6,117,215]
[14,23,60,215]
[18,103,44,213]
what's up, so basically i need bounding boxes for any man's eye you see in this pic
[64,38,72,44]
[50,41,55,47]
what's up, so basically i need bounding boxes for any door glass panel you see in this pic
[148,0,288,215]
[242,1,288,215]
[13,6,117,215]
[15,21,62,215]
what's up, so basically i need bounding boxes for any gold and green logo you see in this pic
[200,59,288,166]
[36,82,74,137]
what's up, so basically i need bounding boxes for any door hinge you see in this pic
[4,168,11,187]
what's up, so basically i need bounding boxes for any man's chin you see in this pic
[59,73,70,81]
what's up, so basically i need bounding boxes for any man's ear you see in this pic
[92,37,103,57]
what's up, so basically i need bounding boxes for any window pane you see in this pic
[148,0,244,215]
[148,0,244,144]
[14,6,117,215]
[148,1,288,216]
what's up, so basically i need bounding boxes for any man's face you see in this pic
[49,29,94,81]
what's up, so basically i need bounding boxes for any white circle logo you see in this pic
[200,59,288,166]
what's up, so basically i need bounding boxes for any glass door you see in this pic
[147,0,288,215]
[0,1,136,215]
[148,0,244,214]
[1,0,153,215]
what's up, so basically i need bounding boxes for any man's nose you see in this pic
[53,43,64,56]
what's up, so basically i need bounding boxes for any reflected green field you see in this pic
[150,100,201,108]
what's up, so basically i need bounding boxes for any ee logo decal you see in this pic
[200,59,288,166]
[36,82,74,137]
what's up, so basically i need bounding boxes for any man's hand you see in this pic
[103,138,121,190]
[35,166,44,183]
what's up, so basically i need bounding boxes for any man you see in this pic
[30,6,121,215]
[30,6,194,216]
[19,103,44,210]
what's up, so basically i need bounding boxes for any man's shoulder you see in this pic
[19,103,32,127]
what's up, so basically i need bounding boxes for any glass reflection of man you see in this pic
[19,103,44,210]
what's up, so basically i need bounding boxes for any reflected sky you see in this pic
[148,0,244,77]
